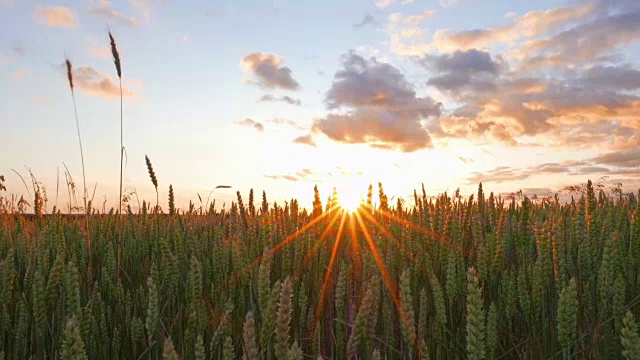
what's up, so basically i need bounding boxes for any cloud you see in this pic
[404,10,435,25]
[86,35,110,58]
[1,0,12,6]
[401,0,414,4]
[308,52,441,152]
[265,174,299,182]
[416,41,640,149]
[432,3,594,51]
[354,13,379,28]
[128,0,152,20]
[515,8,640,70]
[458,156,472,164]
[591,149,640,168]
[578,64,640,90]
[376,0,396,9]
[265,168,317,182]
[467,162,584,184]
[575,166,611,174]
[234,118,264,132]
[467,166,528,184]
[265,118,306,130]
[183,33,190,43]
[293,134,316,147]
[71,65,134,98]
[241,52,300,90]
[504,11,517,18]
[258,94,302,106]
[439,0,458,8]
[423,49,502,96]
[467,150,639,185]
[90,0,139,26]
[498,188,553,198]
[34,5,77,27]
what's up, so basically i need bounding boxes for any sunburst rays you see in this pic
[224,183,466,356]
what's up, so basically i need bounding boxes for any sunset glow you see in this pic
[337,191,362,213]
[2,2,640,359]
[1,0,638,209]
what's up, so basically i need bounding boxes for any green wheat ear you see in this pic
[162,337,179,360]
[288,341,303,360]
[557,278,577,357]
[145,155,158,190]
[275,277,294,359]
[194,335,205,360]
[61,317,88,360]
[168,184,175,215]
[621,310,640,360]
[243,311,259,360]
[222,336,235,360]
[466,267,486,360]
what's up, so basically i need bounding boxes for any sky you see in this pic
[1,0,639,211]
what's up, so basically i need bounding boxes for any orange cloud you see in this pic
[234,118,264,132]
[90,0,138,26]
[34,5,77,27]
[72,66,135,98]
[241,52,300,90]
[376,0,396,9]
[310,52,441,152]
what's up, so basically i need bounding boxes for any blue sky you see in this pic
[1,0,639,211]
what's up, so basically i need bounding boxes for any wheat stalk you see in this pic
[65,57,91,260]
[108,30,124,282]
[145,155,159,212]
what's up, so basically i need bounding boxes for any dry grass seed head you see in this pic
[109,31,122,78]
[65,59,74,90]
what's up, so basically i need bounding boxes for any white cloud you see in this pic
[376,0,396,9]
[439,0,458,8]
[404,10,435,25]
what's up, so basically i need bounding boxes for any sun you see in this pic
[338,190,363,213]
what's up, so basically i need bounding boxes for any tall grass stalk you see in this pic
[65,58,91,259]
[109,30,124,282]
[145,155,159,212]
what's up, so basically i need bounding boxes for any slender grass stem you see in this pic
[65,58,92,278]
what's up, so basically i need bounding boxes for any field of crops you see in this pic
[0,180,639,359]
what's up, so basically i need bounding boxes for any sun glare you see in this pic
[338,191,362,213]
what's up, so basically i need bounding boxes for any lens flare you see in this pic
[338,191,362,213]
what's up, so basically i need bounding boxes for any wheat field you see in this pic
[1,176,640,359]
